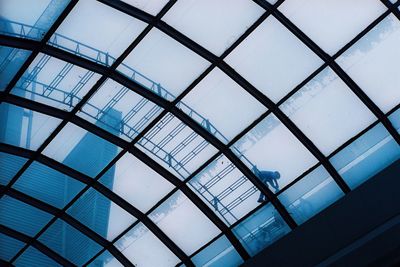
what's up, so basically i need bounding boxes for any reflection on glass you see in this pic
[137,113,217,179]
[0,47,31,90]
[330,123,400,189]
[281,67,376,155]
[120,0,170,15]
[88,250,123,267]
[162,0,264,56]
[0,195,53,237]
[188,155,260,226]
[233,203,290,256]
[13,161,85,209]
[11,53,100,111]
[226,16,323,103]
[0,0,70,40]
[233,114,317,192]
[118,28,210,99]
[78,78,163,141]
[278,166,344,225]
[0,233,25,261]
[180,68,266,143]
[38,219,102,266]
[115,222,179,267]
[49,0,147,66]
[43,122,121,177]
[14,246,61,267]
[0,103,61,151]
[67,188,136,241]
[99,153,174,213]
[0,152,28,185]
[337,14,400,113]
[279,0,386,55]
[191,235,243,267]
[149,191,220,255]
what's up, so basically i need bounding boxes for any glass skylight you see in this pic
[1,0,400,266]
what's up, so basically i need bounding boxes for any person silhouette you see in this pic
[253,166,281,203]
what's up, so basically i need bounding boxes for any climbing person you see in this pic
[253,166,281,203]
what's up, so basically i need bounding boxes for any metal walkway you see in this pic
[1,18,262,226]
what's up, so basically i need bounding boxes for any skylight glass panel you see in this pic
[12,161,85,209]
[118,28,210,99]
[14,246,61,267]
[179,68,266,143]
[226,16,323,103]
[38,219,102,266]
[0,233,25,261]
[0,195,53,237]
[0,103,61,151]
[188,155,260,226]
[120,0,170,16]
[280,67,376,155]
[162,0,264,56]
[67,188,136,241]
[232,114,317,192]
[330,123,400,190]
[278,165,344,225]
[42,122,122,177]
[233,203,291,256]
[149,190,221,255]
[0,0,70,40]
[0,152,28,185]
[278,0,387,55]
[49,0,147,66]
[78,78,163,141]
[137,113,218,179]
[389,108,400,132]
[191,235,243,267]
[88,250,123,267]
[337,14,400,113]
[0,47,31,90]
[11,53,101,111]
[115,223,179,267]
[115,222,180,267]
[99,153,174,213]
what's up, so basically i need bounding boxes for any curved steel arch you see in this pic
[0,0,399,266]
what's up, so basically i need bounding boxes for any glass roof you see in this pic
[1,0,400,266]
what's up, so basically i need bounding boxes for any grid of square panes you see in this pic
[1,0,400,266]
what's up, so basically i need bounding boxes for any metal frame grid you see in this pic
[1,0,400,266]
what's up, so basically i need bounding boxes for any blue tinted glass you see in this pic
[43,123,121,177]
[0,195,53,237]
[14,246,61,267]
[13,161,85,209]
[88,250,123,267]
[191,235,243,267]
[0,46,31,90]
[67,188,136,241]
[330,123,400,189]
[0,152,27,185]
[278,166,344,225]
[389,108,400,131]
[0,102,61,151]
[0,233,25,261]
[233,203,291,256]
[38,219,102,266]
[0,0,70,40]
